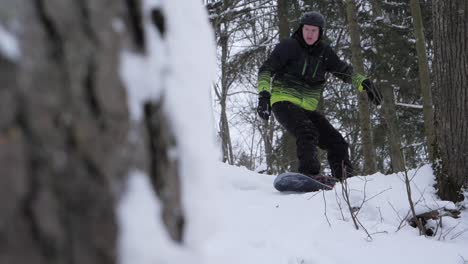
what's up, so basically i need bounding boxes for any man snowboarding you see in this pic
[257,11,382,189]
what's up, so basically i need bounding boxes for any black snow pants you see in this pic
[272,101,353,179]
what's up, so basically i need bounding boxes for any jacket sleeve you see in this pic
[324,46,353,84]
[257,40,291,94]
[324,45,370,92]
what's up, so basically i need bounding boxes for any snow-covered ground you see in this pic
[120,163,468,264]
[202,164,468,264]
[115,0,468,263]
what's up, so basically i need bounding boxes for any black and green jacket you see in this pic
[258,30,363,111]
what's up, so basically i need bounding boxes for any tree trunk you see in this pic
[220,103,234,164]
[380,85,406,172]
[0,0,185,263]
[0,1,129,263]
[371,0,405,172]
[259,119,274,173]
[277,0,290,39]
[345,0,377,175]
[219,33,234,164]
[432,0,468,202]
[275,0,297,173]
[410,0,435,161]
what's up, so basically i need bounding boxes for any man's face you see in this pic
[302,24,320,45]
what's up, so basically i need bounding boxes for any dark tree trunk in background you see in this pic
[380,83,406,172]
[219,32,234,164]
[0,0,184,263]
[371,1,405,173]
[277,0,290,39]
[345,0,377,175]
[275,0,298,173]
[410,0,435,161]
[432,0,468,202]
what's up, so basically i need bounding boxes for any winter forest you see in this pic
[208,0,467,201]
[0,0,467,264]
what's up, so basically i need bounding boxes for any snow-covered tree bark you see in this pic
[0,0,186,263]
[432,0,468,202]
[0,1,130,263]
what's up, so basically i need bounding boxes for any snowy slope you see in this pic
[119,163,468,264]
[200,164,468,264]
[114,1,468,263]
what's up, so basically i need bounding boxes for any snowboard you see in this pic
[273,172,335,192]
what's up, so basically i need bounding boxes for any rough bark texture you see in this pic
[219,32,234,164]
[432,0,468,202]
[144,101,184,242]
[345,0,377,175]
[0,0,128,263]
[380,85,405,172]
[0,0,185,262]
[410,0,435,161]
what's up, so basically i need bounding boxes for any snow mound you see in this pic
[201,163,468,264]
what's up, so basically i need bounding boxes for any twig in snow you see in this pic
[369,231,389,236]
[388,201,410,232]
[441,222,461,240]
[355,186,392,218]
[337,163,373,239]
[354,215,373,241]
[402,166,426,235]
[306,191,322,200]
[451,228,468,240]
[341,172,359,230]
[322,190,332,227]
[334,187,346,221]
[377,207,384,223]
[354,176,369,217]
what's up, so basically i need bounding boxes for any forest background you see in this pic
[209,0,431,174]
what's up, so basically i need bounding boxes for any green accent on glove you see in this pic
[257,72,271,93]
[352,73,368,92]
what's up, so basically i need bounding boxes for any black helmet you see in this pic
[300,11,325,29]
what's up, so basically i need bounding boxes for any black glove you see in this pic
[257,91,271,121]
[362,79,382,106]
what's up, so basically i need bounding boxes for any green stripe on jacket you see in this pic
[270,80,322,111]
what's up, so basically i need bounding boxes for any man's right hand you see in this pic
[257,91,271,121]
